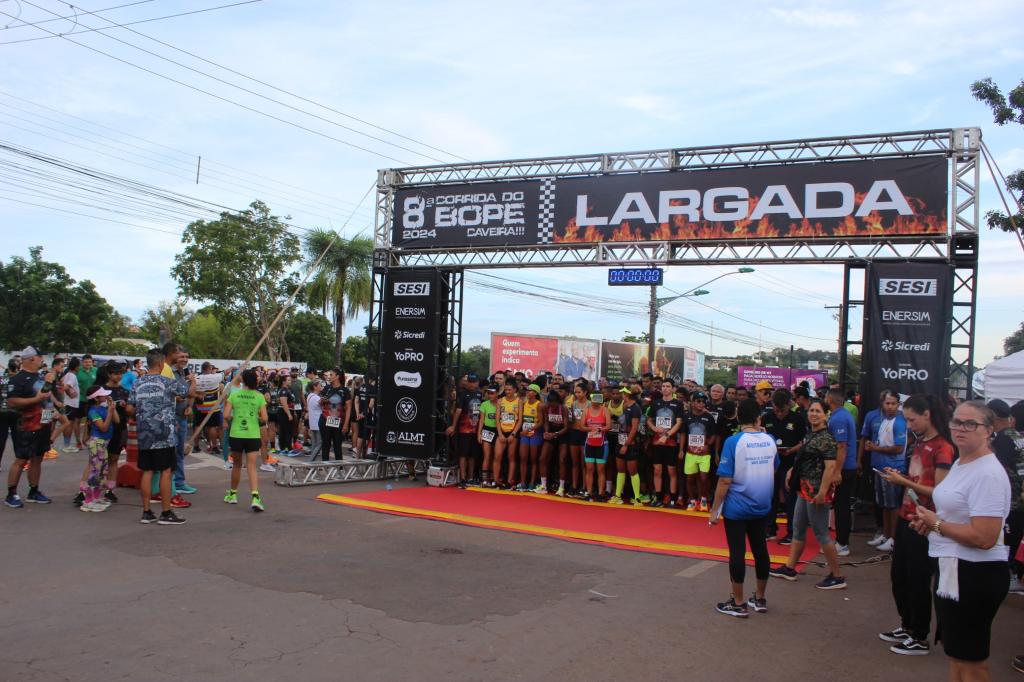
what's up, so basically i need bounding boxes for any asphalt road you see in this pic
[1,446,1021,681]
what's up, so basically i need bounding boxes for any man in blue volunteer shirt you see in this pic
[862,389,906,552]
[709,398,779,618]
[825,388,858,556]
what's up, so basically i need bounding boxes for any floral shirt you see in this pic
[796,428,838,502]
[128,373,189,450]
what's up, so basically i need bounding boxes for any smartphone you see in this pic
[906,488,920,504]
[872,467,887,476]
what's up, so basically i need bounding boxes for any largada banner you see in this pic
[600,341,704,384]
[863,262,952,411]
[376,270,445,459]
[392,156,947,249]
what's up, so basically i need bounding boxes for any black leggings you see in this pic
[320,419,344,461]
[833,469,857,546]
[890,518,934,641]
[723,515,770,585]
[275,412,293,451]
[0,411,15,467]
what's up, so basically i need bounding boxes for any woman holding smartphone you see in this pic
[911,401,1011,681]
[877,394,954,656]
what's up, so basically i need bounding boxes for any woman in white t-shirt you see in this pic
[61,357,82,452]
[306,381,324,461]
[911,400,1010,680]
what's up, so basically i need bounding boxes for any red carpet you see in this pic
[318,486,821,566]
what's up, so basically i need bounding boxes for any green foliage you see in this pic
[139,300,191,345]
[302,228,374,365]
[971,77,1024,234]
[1005,323,1024,356]
[95,339,151,357]
[0,246,119,353]
[172,201,300,360]
[459,344,491,377]
[702,368,736,387]
[285,311,336,370]
[620,332,665,344]
[339,334,369,375]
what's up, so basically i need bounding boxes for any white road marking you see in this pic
[675,560,718,578]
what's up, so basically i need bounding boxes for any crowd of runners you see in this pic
[450,368,1024,679]
[3,344,1023,679]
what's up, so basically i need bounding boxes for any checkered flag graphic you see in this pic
[537,178,556,244]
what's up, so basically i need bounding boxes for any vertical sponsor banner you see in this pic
[863,262,952,410]
[377,270,443,459]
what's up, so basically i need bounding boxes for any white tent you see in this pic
[979,350,1024,405]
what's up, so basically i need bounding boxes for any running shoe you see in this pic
[225,461,233,470]
[867,532,886,546]
[224,490,238,504]
[43,449,59,460]
[103,489,119,503]
[140,510,157,524]
[746,594,767,613]
[715,597,749,618]
[667,498,677,508]
[815,574,847,590]
[267,455,280,465]
[609,496,624,505]
[259,463,276,472]
[555,486,565,497]
[890,639,929,656]
[5,493,24,508]
[699,498,709,513]
[877,538,894,552]
[777,536,793,546]
[73,491,86,507]
[637,494,653,504]
[649,497,664,508]
[177,483,198,495]
[26,490,52,504]
[532,483,547,494]
[62,445,79,453]
[169,495,191,509]
[1009,578,1024,595]
[878,626,910,643]
[81,500,106,513]
[1013,656,1024,674]
[457,479,468,489]
[251,493,265,512]
[157,510,186,525]
[769,565,798,581]
[151,493,162,502]
[835,544,851,557]
[631,498,645,507]
[93,498,111,509]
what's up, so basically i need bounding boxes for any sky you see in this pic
[1,0,1023,365]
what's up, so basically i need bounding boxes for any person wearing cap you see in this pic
[477,386,500,487]
[448,373,483,487]
[80,384,120,512]
[754,380,774,411]
[682,391,719,512]
[5,346,56,507]
[517,384,544,491]
[581,391,612,501]
[988,398,1024,592]
[610,388,645,505]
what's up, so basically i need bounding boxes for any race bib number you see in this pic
[617,433,628,445]
[501,412,516,424]
[41,408,54,424]
[325,416,341,428]
[610,422,620,433]
[523,421,535,433]
[548,413,563,425]
[588,429,601,440]
[481,430,495,443]
[656,416,671,429]
[688,434,705,449]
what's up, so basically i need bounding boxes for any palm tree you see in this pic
[303,229,375,366]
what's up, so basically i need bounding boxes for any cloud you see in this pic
[615,94,681,122]
[769,7,861,28]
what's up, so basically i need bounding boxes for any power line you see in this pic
[9,0,455,165]
[663,286,835,342]
[0,0,156,30]
[0,1,262,44]
[0,3,416,166]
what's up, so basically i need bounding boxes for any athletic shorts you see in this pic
[138,446,176,472]
[567,430,586,446]
[651,444,677,467]
[874,472,904,509]
[683,452,712,475]
[615,443,640,461]
[456,432,479,459]
[198,411,223,429]
[520,430,543,447]
[13,429,49,460]
[106,430,125,456]
[63,405,83,420]
[584,443,608,464]
[229,437,262,454]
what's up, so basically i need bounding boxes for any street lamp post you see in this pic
[647,268,755,370]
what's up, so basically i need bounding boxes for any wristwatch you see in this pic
[931,519,943,536]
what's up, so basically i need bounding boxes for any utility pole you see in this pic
[825,304,844,384]
[648,285,658,373]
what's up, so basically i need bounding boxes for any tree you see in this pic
[339,334,369,375]
[172,201,300,360]
[285,311,336,370]
[971,77,1024,235]
[302,228,374,366]
[459,344,491,377]
[1005,323,1024,356]
[139,300,191,345]
[621,332,665,344]
[0,246,120,352]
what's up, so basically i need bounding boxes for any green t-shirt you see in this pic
[844,400,859,423]
[77,366,98,393]
[227,389,266,439]
[480,400,498,429]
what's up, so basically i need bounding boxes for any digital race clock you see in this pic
[607,267,664,286]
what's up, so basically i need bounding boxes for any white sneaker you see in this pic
[532,484,547,494]
[93,497,111,509]
[877,538,894,552]
[224,461,233,470]
[555,486,565,497]
[835,544,850,557]
[62,445,79,453]
[867,533,886,546]
[259,463,276,472]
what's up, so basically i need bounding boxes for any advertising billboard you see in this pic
[737,367,829,392]
[600,341,704,384]
[489,333,599,381]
